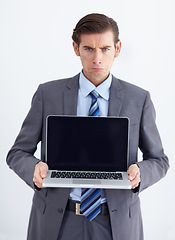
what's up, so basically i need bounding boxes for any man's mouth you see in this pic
[90,67,105,72]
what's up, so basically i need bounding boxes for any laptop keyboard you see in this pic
[51,171,123,180]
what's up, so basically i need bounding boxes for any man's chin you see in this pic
[86,72,109,86]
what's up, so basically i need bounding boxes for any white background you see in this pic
[0,0,175,239]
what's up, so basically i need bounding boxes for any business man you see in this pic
[7,13,169,240]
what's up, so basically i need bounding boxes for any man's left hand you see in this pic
[127,164,140,189]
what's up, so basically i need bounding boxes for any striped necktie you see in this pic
[88,90,100,116]
[80,90,101,221]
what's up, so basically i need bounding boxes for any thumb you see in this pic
[127,164,138,180]
[39,162,48,178]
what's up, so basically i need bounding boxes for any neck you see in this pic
[82,71,110,87]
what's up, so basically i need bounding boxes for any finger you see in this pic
[128,164,139,181]
[130,173,140,189]
[33,164,42,182]
[33,175,43,188]
[33,162,48,188]
[35,162,48,178]
[40,163,48,178]
[33,172,43,187]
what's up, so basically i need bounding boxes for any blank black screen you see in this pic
[46,116,129,172]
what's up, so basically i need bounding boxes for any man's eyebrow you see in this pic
[82,45,112,48]
[83,45,93,49]
[101,45,112,48]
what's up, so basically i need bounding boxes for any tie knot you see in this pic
[89,90,99,100]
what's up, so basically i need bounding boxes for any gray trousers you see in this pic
[57,209,113,240]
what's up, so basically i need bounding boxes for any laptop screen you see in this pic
[46,116,129,172]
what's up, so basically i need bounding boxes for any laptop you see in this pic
[42,115,131,189]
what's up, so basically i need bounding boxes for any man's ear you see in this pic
[73,42,80,56]
[114,41,122,58]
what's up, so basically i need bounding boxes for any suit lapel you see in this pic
[63,74,79,115]
[63,74,124,116]
[108,76,124,116]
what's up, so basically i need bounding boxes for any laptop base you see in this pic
[42,171,131,189]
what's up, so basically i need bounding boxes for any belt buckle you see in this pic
[76,203,84,216]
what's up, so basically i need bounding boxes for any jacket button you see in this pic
[58,208,63,214]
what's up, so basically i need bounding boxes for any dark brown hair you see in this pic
[72,13,120,46]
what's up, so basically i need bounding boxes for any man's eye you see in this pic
[102,48,109,51]
[86,48,93,51]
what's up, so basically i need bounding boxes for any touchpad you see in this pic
[73,180,101,185]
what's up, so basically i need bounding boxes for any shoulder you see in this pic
[112,76,149,98]
[39,73,80,91]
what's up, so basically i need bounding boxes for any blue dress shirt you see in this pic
[69,70,112,203]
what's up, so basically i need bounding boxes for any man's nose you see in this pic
[93,51,102,64]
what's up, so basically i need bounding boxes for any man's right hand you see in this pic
[33,161,48,188]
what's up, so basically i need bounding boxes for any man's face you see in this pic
[73,30,121,86]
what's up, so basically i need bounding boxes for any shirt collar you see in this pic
[79,70,112,100]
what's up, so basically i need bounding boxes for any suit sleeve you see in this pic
[6,85,43,189]
[137,92,169,192]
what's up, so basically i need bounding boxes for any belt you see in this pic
[66,199,109,216]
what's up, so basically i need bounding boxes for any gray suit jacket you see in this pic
[7,74,169,240]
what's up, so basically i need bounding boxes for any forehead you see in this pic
[79,30,115,47]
